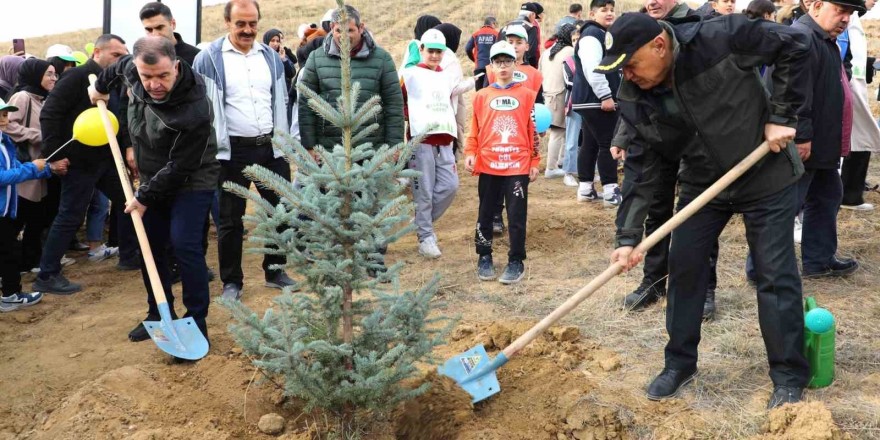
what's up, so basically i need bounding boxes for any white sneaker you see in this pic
[841,203,874,211]
[793,217,802,244]
[603,184,622,207]
[88,244,119,263]
[0,292,43,312]
[544,168,566,179]
[418,236,442,259]
[563,174,578,187]
[60,255,76,267]
[577,182,598,203]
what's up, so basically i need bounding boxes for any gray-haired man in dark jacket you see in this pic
[599,12,813,409]
[91,36,220,348]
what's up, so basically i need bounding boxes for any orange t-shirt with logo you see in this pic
[486,64,543,95]
[464,82,540,176]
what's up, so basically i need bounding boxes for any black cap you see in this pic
[532,2,545,14]
[594,13,663,74]
[827,0,866,12]
[521,2,539,13]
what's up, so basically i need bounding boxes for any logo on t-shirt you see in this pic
[513,70,528,82]
[489,96,520,111]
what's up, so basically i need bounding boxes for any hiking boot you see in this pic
[603,184,622,207]
[492,214,504,235]
[33,274,81,295]
[499,260,525,284]
[623,279,666,311]
[767,386,804,409]
[646,367,698,400]
[221,283,243,301]
[265,272,300,291]
[703,289,716,321]
[477,254,496,281]
[88,244,118,263]
[0,292,44,312]
[418,236,442,259]
[577,182,598,203]
[803,258,859,279]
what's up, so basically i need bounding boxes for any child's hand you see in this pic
[529,167,539,182]
[464,155,476,173]
[50,158,70,176]
[32,159,46,171]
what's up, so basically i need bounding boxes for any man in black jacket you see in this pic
[600,13,812,409]
[34,34,137,295]
[90,36,220,346]
[140,2,200,66]
[791,0,862,278]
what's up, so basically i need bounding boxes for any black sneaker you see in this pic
[767,386,804,409]
[33,274,82,295]
[265,271,300,291]
[703,289,716,321]
[646,367,698,400]
[69,241,90,252]
[499,260,525,284]
[803,258,859,279]
[117,259,141,271]
[492,214,504,235]
[477,255,496,281]
[129,321,151,342]
[624,279,666,311]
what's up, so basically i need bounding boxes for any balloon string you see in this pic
[44,138,75,161]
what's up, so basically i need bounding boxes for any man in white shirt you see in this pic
[192,0,295,301]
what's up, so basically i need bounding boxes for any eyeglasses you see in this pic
[492,59,515,67]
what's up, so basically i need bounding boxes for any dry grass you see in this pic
[5,2,880,439]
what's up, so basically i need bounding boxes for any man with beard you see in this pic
[193,0,297,302]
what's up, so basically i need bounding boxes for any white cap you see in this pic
[46,44,77,62]
[420,29,447,51]
[490,41,516,60]
[505,25,529,41]
[297,23,310,40]
[322,9,335,22]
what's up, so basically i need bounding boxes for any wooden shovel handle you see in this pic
[88,74,169,306]
[502,142,772,359]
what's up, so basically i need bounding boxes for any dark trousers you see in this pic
[476,174,530,261]
[38,162,137,277]
[13,197,48,271]
[666,184,808,387]
[0,217,21,296]
[841,151,870,206]
[798,168,843,272]
[624,154,719,290]
[218,145,291,287]
[141,190,213,338]
[577,110,618,185]
[474,68,487,91]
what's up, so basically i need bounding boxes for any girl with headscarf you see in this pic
[538,23,576,178]
[0,56,25,100]
[401,15,442,70]
[263,28,298,122]
[5,58,57,272]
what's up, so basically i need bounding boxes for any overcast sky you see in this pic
[0,0,226,41]
[2,0,877,42]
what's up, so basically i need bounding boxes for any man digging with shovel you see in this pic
[602,13,813,409]
[89,36,219,358]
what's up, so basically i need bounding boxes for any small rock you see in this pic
[258,413,285,435]
[487,322,512,348]
[231,347,243,355]
[68,353,82,359]
[598,356,621,372]
[544,423,557,433]
[557,433,568,440]
[558,353,577,370]
[452,325,476,341]
[549,326,580,342]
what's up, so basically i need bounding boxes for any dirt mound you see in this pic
[754,402,852,440]
[395,371,473,440]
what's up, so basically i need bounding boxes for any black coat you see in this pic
[792,14,851,170]
[39,59,130,168]
[174,32,200,66]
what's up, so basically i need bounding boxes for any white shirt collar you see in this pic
[222,35,263,55]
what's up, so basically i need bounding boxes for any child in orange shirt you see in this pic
[465,41,540,284]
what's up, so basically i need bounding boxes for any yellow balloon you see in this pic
[85,42,95,56]
[72,108,119,147]
[71,51,88,66]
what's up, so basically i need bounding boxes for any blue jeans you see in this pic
[39,162,137,278]
[562,112,581,174]
[141,190,214,337]
[86,191,109,243]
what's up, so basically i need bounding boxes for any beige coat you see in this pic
[539,46,573,128]
[6,91,47,202]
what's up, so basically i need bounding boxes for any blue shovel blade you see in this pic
[439,345,508,403]
[143,316,209,360]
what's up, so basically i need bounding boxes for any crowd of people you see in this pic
[0,0,876,405]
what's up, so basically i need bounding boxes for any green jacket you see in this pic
[298,32,405,151]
